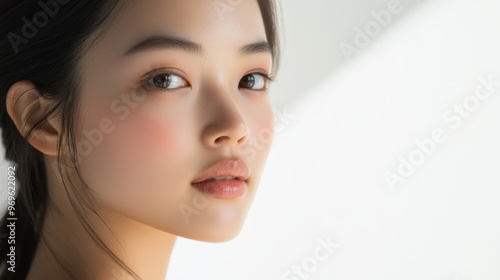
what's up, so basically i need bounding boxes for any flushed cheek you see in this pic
[84,111,188,197]
[245,111,275,158]
[108,111,183,162]
[130,114,173,153]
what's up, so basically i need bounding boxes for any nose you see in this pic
[200,87,250,148]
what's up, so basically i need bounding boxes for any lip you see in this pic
[192,179,247,199]
[191,158,249,199]
[191,159,250,184]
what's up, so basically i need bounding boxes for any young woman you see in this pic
[0,0,281,279]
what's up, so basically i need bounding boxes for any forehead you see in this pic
[89,0,268,60]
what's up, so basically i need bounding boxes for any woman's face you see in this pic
[71,0,275,241]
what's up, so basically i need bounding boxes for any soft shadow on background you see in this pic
[1,0,499,279]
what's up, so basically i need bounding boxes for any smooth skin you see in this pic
[6,0,275,279]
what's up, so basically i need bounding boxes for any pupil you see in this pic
[154,75,170,88]
[243,75,255,88]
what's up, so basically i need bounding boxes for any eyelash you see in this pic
[139,67,275,94]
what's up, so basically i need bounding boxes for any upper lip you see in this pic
[192,158,250,184]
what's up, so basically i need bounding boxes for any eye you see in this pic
[140,68,190,93]
[147,72,188,90]
[239,72,272,91]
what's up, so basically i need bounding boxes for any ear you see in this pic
[5,80,60,156]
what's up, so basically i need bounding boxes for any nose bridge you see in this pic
[198,71,250,147]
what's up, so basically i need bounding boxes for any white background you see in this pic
[1,0,499,279]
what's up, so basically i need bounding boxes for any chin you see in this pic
[174,215,249,243]
[190,228,245,243]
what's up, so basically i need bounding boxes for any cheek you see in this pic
[107,110,182,162]
[237,108,275,167]
[252,108,275,149]
[82,110,186,197]
[122,113,174,155]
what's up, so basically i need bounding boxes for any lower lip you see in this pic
[191,179,247,199]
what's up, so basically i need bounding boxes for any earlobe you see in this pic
[6,80,60,156]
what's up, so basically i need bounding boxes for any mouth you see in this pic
[191,179,247,199]
[191,159,249,199]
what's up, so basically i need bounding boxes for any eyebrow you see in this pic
[122,35,272,57]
